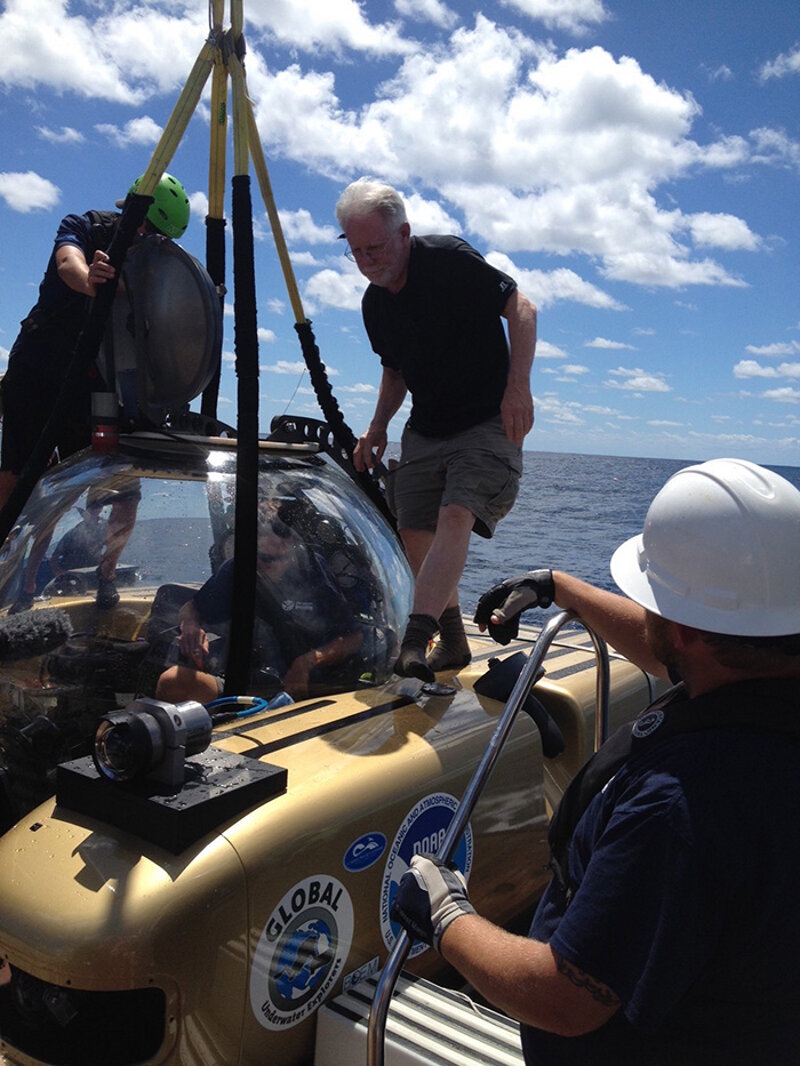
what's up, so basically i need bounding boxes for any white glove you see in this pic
[390,854,475,950]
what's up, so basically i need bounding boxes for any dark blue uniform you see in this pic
[524,681,800,1065]
[1,211,118,473]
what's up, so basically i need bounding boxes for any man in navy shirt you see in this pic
[0,173,190,510]
[392,458,800,1064]
[0,174,189,611]
[336,178,537,682]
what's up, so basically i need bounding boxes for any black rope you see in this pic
[201,214,226,418]
[224,175,260,696]
[0,196,149,549]
[293,320,396,529]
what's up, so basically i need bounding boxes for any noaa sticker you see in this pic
[380,792,473,959]
[250,874,354,1030]
[343,955,380,993]
[632,708,665,739]
[343,832,387,873]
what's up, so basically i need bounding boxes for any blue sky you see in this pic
[1,0,799,465]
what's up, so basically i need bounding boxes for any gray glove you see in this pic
[473,569,555,645]
[390,854,475,950]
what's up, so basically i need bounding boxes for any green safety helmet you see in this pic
[117,172,190,238]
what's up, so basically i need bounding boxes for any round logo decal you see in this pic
[632,708,665,739]
[343,832,387,873]
[380,792,473,959]
[250,874,354,1030]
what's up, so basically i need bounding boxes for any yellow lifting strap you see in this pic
[132,0,309,322]
[208,0,228,222]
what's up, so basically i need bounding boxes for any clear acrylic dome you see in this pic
[0,434,414,818]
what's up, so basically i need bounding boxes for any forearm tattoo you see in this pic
[555,953,620,1007]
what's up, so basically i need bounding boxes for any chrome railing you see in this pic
[367,611,610,1066]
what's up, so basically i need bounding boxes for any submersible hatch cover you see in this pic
[96,234,223,423]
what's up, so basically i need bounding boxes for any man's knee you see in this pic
[435,503,476,534]
[155,667,179,701]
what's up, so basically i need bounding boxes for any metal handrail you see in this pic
[367,610,611,1066]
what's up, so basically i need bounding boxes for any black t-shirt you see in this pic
[361,235,517,436]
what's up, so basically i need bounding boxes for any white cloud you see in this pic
[758,45,800,83]
[95,116,163,149]
[487,254,625,310]
[745,340,800,358]
[535,395,586,424]
[585,337,635,350]
[189,191,209,222]
[536,340,568,358]
[290,251,325,267]
[245,0,413,55]
[404,193,462,233]
[606,366,671,392]
[261,359,308,374]
[705,64,733,83]
[762,387,800,403]
[35,125,85,145]
[749,127,800,170]
[734,360,800,380]
[697,135,751,170]
[499,0,609,35]
[278,208,339,244]
[394,0,459,31]
[686,211,761,251]
[304,265,367,311]
[0,0,784,392]
[337,382,378,393]
[0,171,60,212]
[0,0,206,103]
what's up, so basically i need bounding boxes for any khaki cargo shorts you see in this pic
[387,416,522,539]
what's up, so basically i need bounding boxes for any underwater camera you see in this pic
[93,698,213,791]
[58,696,286,853]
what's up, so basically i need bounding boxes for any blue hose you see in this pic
[205,691,293,718]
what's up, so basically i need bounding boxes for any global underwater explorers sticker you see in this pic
[250,874,354,1030]
[380,792,474,959]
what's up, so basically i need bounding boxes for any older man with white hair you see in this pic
[336,178,538,682]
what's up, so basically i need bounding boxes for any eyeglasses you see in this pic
[342,232,398,263]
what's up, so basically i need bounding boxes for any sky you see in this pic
[0,0,799,466]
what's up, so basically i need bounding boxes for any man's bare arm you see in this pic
[441,912,620,1037]
[500,289,537,446]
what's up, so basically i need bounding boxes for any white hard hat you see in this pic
[610,458,800,636]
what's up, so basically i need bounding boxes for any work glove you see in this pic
[473,569,555,645]
[390,854,475,951]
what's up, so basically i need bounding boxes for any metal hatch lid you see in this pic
[118,431,321,454]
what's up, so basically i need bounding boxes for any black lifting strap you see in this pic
[0,197,149,548]
[201,215,227,419]
[224,174,260,698]
[293,320,396,528]
[548,676,800,901]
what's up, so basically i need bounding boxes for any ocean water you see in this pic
[458,451,800,617]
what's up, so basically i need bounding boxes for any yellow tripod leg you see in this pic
[208,1,228,221]
[137,36,219,197]
[246,101,308,325]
